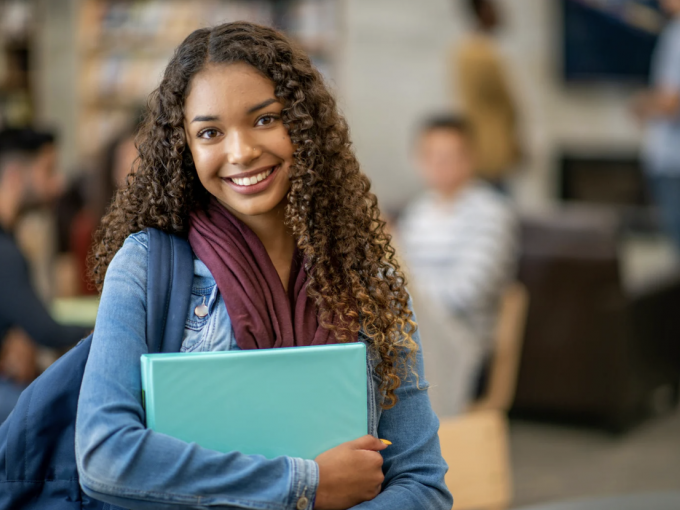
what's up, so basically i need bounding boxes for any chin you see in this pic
[230,199,284,217]
[218,189,290,218]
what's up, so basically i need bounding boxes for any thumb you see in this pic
[348,434,388,451]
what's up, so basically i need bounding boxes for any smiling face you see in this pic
[183,62,294,219]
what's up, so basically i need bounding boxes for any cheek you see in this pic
[34,168,50,194]
[421,156,447,178]
[270,130,295,162]
[283,136,295,158]
[191,145,224,180]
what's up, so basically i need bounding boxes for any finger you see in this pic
[349,435,387,451]
[365,450,384,468]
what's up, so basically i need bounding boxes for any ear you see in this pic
[1,162,24,189]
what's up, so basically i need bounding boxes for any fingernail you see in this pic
[380,439,392,445]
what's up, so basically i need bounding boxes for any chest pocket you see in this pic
[182,284,218,352]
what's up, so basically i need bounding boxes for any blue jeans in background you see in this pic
[648,174,680,252]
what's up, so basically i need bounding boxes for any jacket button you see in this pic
[296,496,309,509]
[194,296,209,317]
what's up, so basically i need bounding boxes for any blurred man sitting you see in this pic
[398,115,518,416]
[0,128,90,422]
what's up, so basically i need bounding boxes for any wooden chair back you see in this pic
[470,283,529,413]
[439,409,512,510]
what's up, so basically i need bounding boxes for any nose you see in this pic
[225,129,261,166]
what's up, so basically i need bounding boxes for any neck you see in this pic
[476,22,495,34]
[222,198,296,290]
[234,201,293,253]
[435,178,472,202]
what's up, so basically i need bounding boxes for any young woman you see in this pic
[75,22,452,510]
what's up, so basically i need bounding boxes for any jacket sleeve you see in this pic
[0,239,89,348]
[75,233,318,510]
[351,306,453,510]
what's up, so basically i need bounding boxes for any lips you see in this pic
[222,164,280,195]
[229,167,274,187]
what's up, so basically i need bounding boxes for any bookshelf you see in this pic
[75,0,341,160]
[0,0,34,127]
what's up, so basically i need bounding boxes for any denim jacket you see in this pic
[75,231,452,510]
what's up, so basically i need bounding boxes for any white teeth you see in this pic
[230,167,274,187]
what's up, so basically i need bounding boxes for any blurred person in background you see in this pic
[454,0,522,189]
[397,115,518,417]
[633,0,680,252]
[69,122,140,294]
[0,128,90,422]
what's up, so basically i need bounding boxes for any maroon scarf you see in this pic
[188,199,342,350]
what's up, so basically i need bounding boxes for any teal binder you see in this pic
[140,342,367,460]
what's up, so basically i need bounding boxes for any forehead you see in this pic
[184,62,276,117]
[420,128,467,149]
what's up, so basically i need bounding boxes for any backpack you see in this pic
[0,229,194,510]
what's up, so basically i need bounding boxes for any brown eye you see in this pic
[198,129,219,139]
[255,115,278,127]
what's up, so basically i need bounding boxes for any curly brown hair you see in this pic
[90,21,417,408]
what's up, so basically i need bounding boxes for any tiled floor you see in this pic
[510,410,680,508]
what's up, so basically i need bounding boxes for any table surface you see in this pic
[51,296,100,328]
[513,492,680,510]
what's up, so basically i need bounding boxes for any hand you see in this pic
[314,435,388,510]
[630,91,652,123]
[0,328,38,384]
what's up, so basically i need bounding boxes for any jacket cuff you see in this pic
[287,457,318,510]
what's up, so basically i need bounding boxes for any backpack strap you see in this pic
[146,228,194,354]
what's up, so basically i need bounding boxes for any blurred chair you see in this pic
[513,207,680,431]
[470,283,529,413]
[50,296,99,329]
[439,409,512,510]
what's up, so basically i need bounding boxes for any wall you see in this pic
[34,0,647,206]
[33,0,80,175]
[341,0,646,213]
[339,0,459,213]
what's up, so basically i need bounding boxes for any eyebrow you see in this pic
[246,98,278,114]
[191,115,220,123]
[190,98,279,124]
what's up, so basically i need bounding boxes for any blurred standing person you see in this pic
[398,115,518,417]
[454,0,522,189]
[70,125,139,294]
[633,0,680,251]
[0,128,90,422]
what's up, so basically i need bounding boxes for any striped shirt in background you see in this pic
[398,181,519,354]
